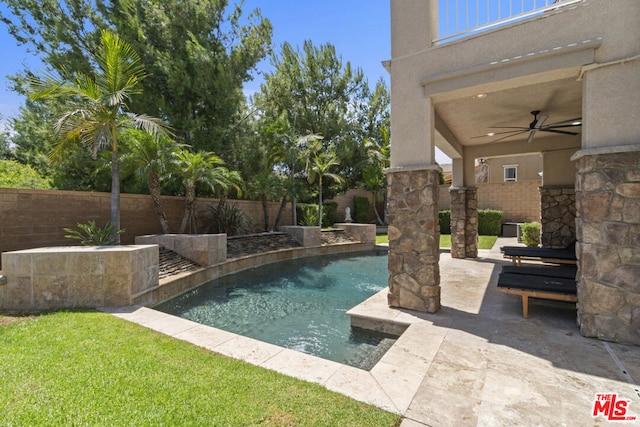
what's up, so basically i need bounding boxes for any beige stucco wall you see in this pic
[542,148,578,186]
[486,154,542,183]
[390,0,640,154]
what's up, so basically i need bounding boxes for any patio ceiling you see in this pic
[433,75,583,158]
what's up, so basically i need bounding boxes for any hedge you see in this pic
[439,210,451,234]
[438,209,503,235]
[520,222,541,247]
[478,209,503,235]
[353,196,370,223]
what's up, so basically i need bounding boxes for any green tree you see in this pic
[254,41,368,187]
[359,126,390,226]
[174,149,241,234]
[0,159,51,189]
[1,0,272,156]
[28,30,168,243]
[121,130,183,233]
[301,137,343,227]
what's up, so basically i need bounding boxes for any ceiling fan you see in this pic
[474,110,582,143]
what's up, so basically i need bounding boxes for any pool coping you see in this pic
[103,289,432,415]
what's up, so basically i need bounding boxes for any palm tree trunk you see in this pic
[317,178,323,227]
[179,183,196,234]
[148,173,170,233]
[111,148,121,244]
[261,194,270,232]
[274,194,288,230]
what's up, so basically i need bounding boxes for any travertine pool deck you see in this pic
[104,238,640,426]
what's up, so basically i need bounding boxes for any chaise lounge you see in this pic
[497,265,578,318]
[500,243,577,266]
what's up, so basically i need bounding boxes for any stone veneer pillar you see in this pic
[540,186,576,249]
[449,187,478,259]
[575,149,640,345]
[386,167,441,313]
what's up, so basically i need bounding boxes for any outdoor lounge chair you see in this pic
[497,265,577,318]
[500,242,576,266]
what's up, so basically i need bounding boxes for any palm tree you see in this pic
[122,130,183,233]
[359,127,390,225]
[175,149,242,234]
[301,136,343,227]
[29,30,167,243]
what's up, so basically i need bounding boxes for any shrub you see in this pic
[353,196,370,223]
[478,209,503,235]
[322,201,339,227]
[439,210,451,234]
[296,203,319,226]
[0,159,51,189]
[64,220,124,245]
[202,203,253,236]
[520,222,541,247]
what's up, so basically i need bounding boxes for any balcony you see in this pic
[435,0,584,44]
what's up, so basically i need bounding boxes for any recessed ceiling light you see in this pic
[487,132,495,136]
[473,93,487,99]
[572,121,582,125]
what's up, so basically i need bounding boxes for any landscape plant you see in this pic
[28,30,168,243]
[520,222,541,247]
[63,220,124,245]
[353,196,371,223]
[202,202,253,236]
[478,209,503,235]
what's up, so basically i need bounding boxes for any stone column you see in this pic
[449,187,478,259]
[574,149,640,345]
[386,167,441,313]
[540,186,576,249]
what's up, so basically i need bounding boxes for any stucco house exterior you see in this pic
[386,0,639,344]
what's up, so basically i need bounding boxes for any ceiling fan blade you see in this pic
[535,115,548,129]
[527,130,537,143]
[488,130,529,143]
[471,129,532,139]
[543,122,582,129]
[548,117,582,125]
[540,129,580,136]
[487,126,530,130]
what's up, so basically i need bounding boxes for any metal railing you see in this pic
[434,0,583,44]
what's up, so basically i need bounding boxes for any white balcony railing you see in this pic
[434,0,583,44]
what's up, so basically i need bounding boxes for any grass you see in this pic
[0,311,400,426]
[376,234,498,250]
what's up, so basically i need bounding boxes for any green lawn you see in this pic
[376,234,497,250]
[0,312,400,426]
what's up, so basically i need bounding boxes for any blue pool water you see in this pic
[155,251,396,370]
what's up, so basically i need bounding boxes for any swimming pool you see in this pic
[155,251,396,370]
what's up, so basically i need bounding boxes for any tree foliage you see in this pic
[0,159,51,189]
[1,0,272,156]
[28,30,168,242]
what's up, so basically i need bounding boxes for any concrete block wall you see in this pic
[438,180,541,223]
[0,188,292,260]
[0,245,158,311]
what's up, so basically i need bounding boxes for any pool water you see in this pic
[155,251,396,370]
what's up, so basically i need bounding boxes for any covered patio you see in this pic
[385,0,640,345]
